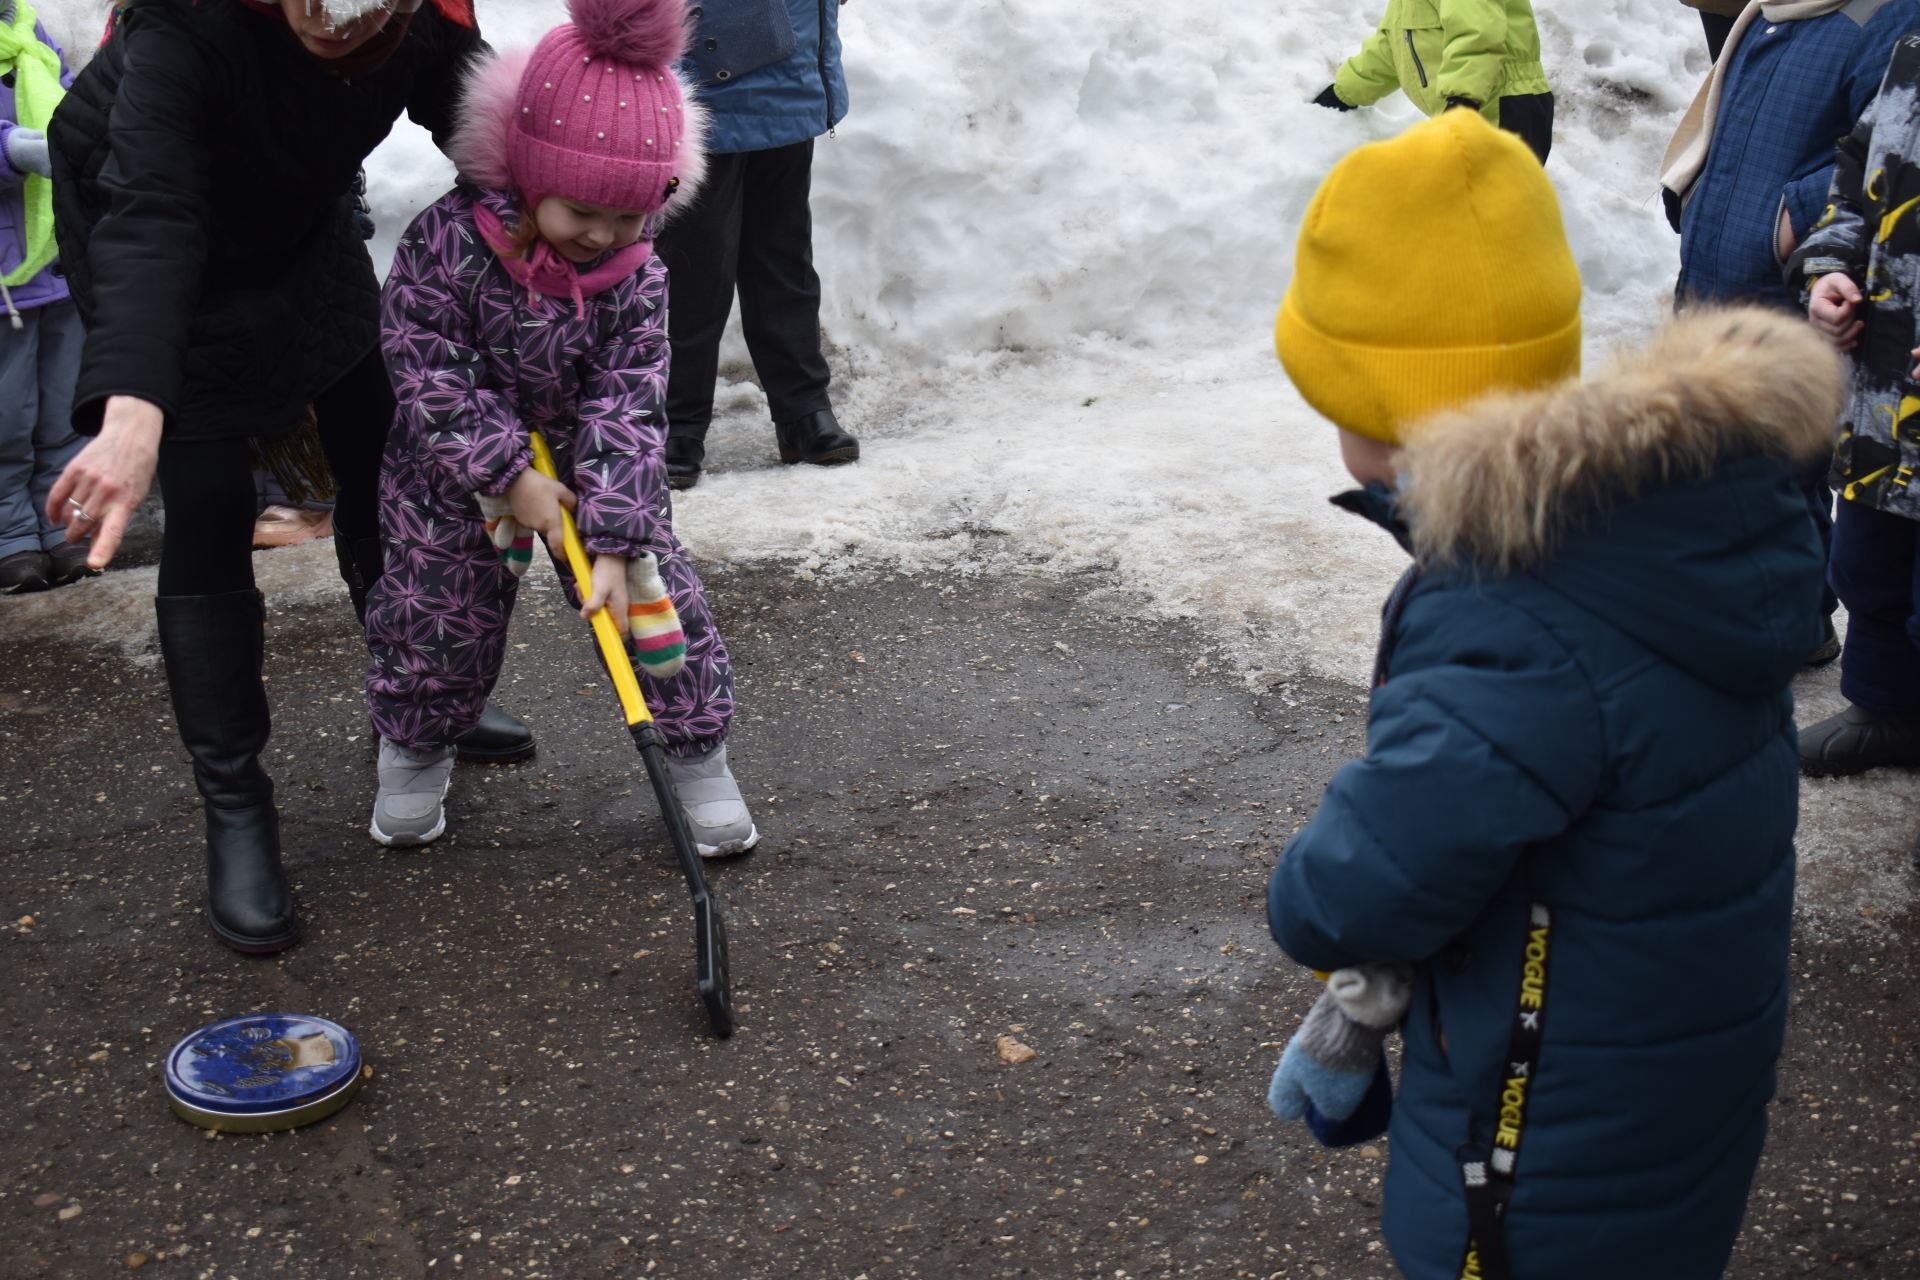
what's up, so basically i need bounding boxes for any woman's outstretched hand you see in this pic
[46,395,163,570]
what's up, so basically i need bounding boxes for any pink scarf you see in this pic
[471,202,651,320]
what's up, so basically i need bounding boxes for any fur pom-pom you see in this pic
[448,46,533,189]
[567,0,693,65]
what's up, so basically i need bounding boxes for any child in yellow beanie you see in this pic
[1265,110,1840,1280]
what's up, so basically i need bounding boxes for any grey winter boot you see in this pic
[662,744,759,858]
[370,740,456,847]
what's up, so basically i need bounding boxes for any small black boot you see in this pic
[455,702,537,764]
[775,409,860,466]
[155,591,300,954]
[336,532,536,763]
[1799,703,1920,777]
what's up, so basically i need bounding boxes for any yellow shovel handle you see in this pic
[528,431,653,727]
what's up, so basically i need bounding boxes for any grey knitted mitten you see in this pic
[1268,963,1415,1122]
[5,128,51,179]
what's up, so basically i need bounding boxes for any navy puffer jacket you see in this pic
[1268,310,1841,1280]
[683,0,846,154]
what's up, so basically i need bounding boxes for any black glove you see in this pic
[1662,186,1684,235]
[1444,96,1482,113]
[1313,84,1355,112]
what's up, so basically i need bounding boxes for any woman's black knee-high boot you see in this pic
[154,590,300,954]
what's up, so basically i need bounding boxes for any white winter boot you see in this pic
[370,740,455,847]
[661,743,759,858]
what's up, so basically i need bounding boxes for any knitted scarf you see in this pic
[471,200,650,320]
[1661,1,1867,204]
[0,0,65,288]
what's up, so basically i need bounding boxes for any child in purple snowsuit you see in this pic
[364,0,757,857]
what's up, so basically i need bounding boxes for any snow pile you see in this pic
[354,0,1701,360]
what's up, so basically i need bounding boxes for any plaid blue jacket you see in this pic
[1677,0,1920,310]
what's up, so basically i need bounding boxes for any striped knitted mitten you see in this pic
[475,494,534,578]
[625,552,686,679]
[1268,962,1413,1124]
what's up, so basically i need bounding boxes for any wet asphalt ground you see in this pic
[2,533,1918,1279]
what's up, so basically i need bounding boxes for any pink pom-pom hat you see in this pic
[449,0,708,217]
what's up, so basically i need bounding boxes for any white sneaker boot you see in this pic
[370,740,455,847]
[661,743,759,858]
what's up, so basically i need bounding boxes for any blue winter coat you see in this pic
[1671,0,1919,310]
[1267,311,1840,1280]
[683,0,846,154]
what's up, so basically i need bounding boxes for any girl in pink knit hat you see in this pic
[361,0,758,857]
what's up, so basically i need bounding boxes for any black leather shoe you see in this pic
[775,409,860,466]
[0,549,50,593]
[666,436,704,491]
[1799,703,1920,777]
[455,701,537,764]
[46,542,98,587]
[156,590,300,955]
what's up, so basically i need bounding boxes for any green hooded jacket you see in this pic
[1333,0,1551,125]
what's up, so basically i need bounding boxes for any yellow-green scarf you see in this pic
[0,0,65,288]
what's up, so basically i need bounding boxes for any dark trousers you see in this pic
[656,138,833,447]
[1701,13,1736,63]
[154,349,395,596]
[0,300,85,560]
[1831,497,1920,716]
[1497,92,1554,165]
[1801,458,1838,618]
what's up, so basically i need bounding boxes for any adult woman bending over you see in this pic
[45,0,517,954]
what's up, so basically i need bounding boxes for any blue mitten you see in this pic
[1304,1053,1394,1147]
[1268,963,1414,1128]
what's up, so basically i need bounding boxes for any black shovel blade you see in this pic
[634,723,736,1039]
[694,894,733,1039]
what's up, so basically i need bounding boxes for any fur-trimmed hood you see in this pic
[1384,307,1843,697]
[1398,307,1845,570]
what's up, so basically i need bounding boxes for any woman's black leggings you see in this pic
[153,350,394,596]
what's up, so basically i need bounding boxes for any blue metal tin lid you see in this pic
[164,1014,361,1116]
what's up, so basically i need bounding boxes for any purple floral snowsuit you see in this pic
[365,184,733,756]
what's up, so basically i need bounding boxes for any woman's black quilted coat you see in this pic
[49,0,480,440]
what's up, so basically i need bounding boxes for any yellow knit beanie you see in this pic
[1275,111,1581,445]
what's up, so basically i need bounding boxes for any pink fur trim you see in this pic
[448,46,532,190]
[567,0,692,65]
[654,67,710,223]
